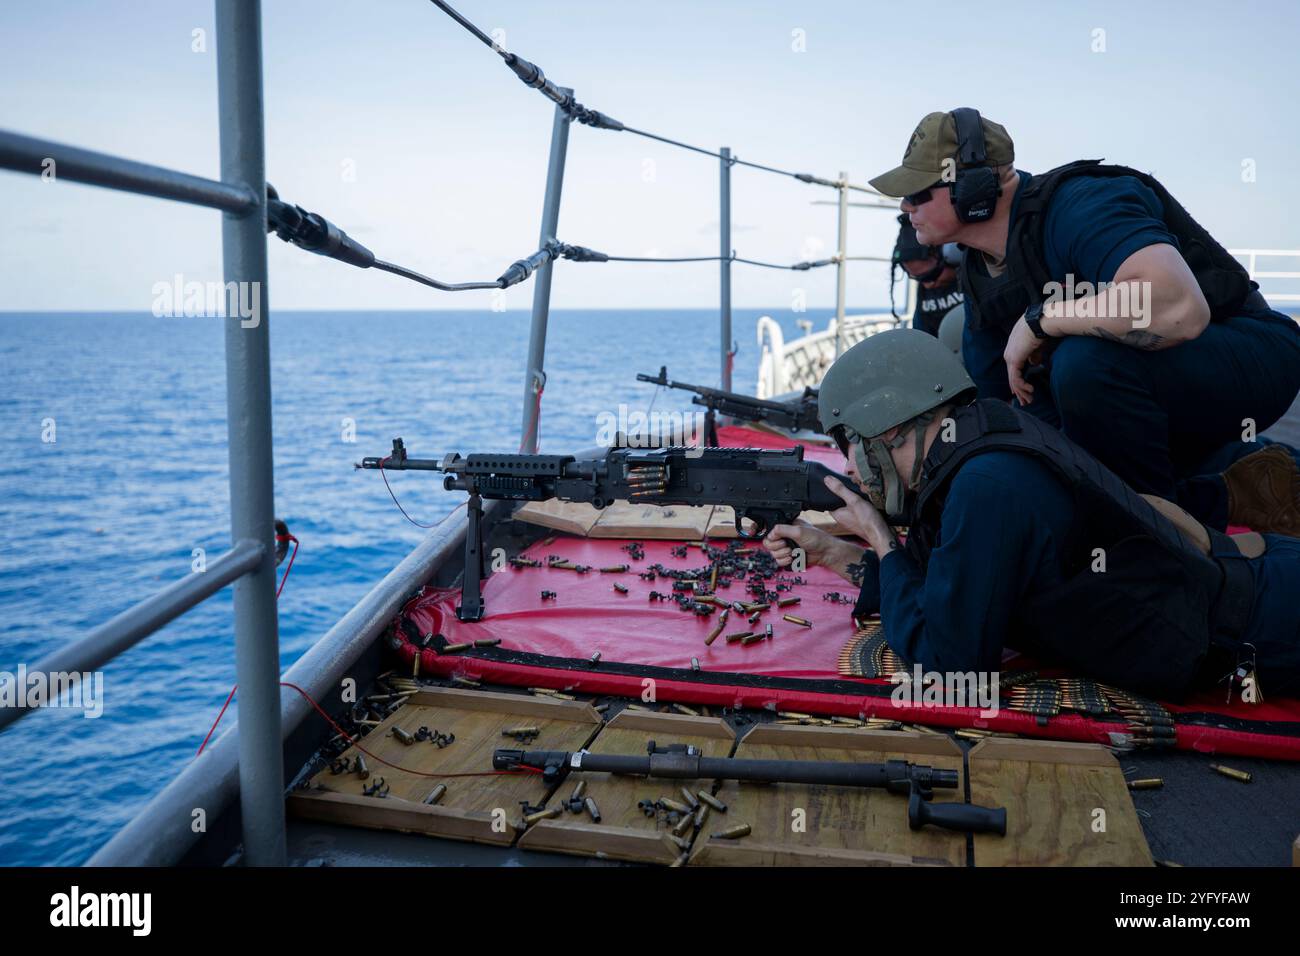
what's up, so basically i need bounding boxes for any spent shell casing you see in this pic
[672,812,695,838]
[584,796,601,823]
[697,791,727,813]
[725,631,753,644]
[523,807,563,826]
[783,614,813,627]
[590,651,602,665]
[741,633,765,645]
[691,657,701,672]
[502,725,540,736]
[442,642,471,653]
[391,726,415,745]
[659,797,692,815]
[570,780,587,801]
[764,624,773,640]
[1210,764,1252,783]
[355,755,369,779]
[1127,778,1164,790]
[613,582,629,594]
[667,834,692,853]
[600,564,630,573]
[473,638,502,647]
[423,784,447,805]
[748,611,762,625]
[731,601,747,613]
[714,823,751,840]
[671,702,700,717]
[777,597,801,608]
[680,787,701,810]
[693,803,710,828]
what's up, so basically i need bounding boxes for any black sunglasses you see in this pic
[902,181,950,207]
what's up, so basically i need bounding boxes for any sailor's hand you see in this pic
[823,475,896,555]
[1004,317,1043,406]
[763,520,833,569]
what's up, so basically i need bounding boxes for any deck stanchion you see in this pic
[720,146,733,393]
[834,171,849,358]
[519,92,573,454]
[215,0,286,867]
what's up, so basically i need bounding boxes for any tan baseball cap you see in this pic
[869,110,1015,198]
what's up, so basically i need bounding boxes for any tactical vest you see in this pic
[907,399,1254,698]
[960,160,1259,334]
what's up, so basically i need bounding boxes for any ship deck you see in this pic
[269,398,1300,868]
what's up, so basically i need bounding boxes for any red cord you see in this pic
[196,680,538,779]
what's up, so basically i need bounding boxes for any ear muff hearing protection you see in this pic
[949,107,1001,224]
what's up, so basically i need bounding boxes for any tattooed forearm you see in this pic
[1091,325,1166,351]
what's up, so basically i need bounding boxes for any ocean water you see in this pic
[0,307,843,866]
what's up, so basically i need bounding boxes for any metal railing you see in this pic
[0,1,890,867]
[1229,249,1300,305]
[0,0,286,865]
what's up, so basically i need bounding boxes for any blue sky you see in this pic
[2,0,1298,311]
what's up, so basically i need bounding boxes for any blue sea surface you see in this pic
[0,307,840,865]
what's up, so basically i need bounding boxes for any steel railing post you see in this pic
[834,172,849,358]
[215,0,285,866]
[720,147,733,392]
[519,92,572,454]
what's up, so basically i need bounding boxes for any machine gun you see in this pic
[494,742,1007,835]
[358,438,865,621]
[636,367,823,443]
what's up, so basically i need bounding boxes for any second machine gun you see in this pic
[358,438,866,620]
[636,367,823,444]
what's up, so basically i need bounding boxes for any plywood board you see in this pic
[967,736,1153,866]
[517,710,736,865]
[288,688,602,846]
[513,499,602,536]
[689,724,965,867]
[589,502,716,539]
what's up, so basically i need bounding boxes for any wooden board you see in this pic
[967,737,1153,867]
[287,687,602,846]
[689,724,964,867]
[513,499,602,536]
[589,502,715,539]
[517,710,736,865]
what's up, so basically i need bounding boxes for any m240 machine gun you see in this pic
[637,367,823,443]
[494,742,1007,835]
[358,438,865,621]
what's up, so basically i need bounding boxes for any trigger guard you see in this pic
[734,510,767,540]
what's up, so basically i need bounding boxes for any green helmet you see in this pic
[937,304,965,359]
[818,329,976,522]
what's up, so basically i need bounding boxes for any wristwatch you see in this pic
[1024,301,1051,340]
